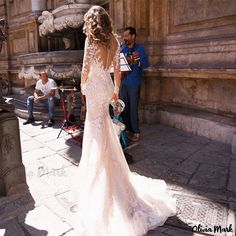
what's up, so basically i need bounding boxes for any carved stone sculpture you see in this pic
[38,3,92,36]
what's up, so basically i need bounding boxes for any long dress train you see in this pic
[72,36,176,236]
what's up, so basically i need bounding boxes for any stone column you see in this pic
[31,0,47,12]
[0,111,28,196]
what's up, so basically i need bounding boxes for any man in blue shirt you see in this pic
[120,26,149,142]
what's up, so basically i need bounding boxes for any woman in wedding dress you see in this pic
[73,6,176,235]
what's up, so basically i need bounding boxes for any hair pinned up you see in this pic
[83,6,113,47]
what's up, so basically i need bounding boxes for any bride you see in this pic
[72,5,176,235]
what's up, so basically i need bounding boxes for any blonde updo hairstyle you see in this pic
[83,6,113,47]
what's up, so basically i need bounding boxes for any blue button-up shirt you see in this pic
[121,44,149,86]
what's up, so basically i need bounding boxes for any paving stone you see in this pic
[140,124,177,137]
[19,124,55,137]
[148,151,186,168]
[9,122,235,235]
[20,132,31,142]
[133,158,189,185]
[43,196,73,223]
[130,165,156,179]
[43,138,75,152]
[37,154,73,173]
[147,228,168,236]
[0,193,34,223]
[189,150,231,167]
[166,142,203,157]
[62,229,77,235]
[183,135,211,146]
[147,225,204,236]
[0,218,27,236]
[227,167,236,194]
[22,146,55,160]
[26,179,57,206]
[24,154,72,181]
[18,205,71,236]
[24,160,46,180]
[189,164,228,190]
[227,202,236,236]
[143,135,188,152]
[138,124,157,137]
[167,194,229,236]
[202,142,232,155]
[40,165,78,195]
[126,144,158,162]
[57,145,82,166]
[174,129,194,138]
[33,129,67,143]
[175,160,200,175]
[230,160,236,168]
[57,189,75,206]
[21,139,44,153]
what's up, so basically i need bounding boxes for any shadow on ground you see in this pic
[0,192,48,235]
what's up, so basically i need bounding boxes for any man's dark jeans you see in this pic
[120,83,140,134]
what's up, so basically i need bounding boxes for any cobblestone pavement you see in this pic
[0,119,235,236]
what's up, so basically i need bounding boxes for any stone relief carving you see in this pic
[54,14,84,32]
[48,64,81,79]
[1,134,15,157]
[38,3,89,36]
[18,66,39,80]
[19,65,82,80]
[38,11,55,36]
[39,14,84,36]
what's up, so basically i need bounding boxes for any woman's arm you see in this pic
[112,38,121,101]
[81,37,92,94]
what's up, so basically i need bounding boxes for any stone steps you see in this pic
[5,88,236,153]
[158,104,236,153]
[5,91,82,121]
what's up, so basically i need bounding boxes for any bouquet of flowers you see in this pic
[110,99,125,115]
[110,99,126,136]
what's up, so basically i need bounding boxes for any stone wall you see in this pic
[0,0,8,78]
[110,0,236,122]
[0,0,41,86]
[1,0,236,118]
[158,0,236,116]
[0,0,109,87]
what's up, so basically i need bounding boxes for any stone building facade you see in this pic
[1,0,236,144]
[110,0,236,146]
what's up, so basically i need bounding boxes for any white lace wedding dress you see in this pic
[72,36,176,236]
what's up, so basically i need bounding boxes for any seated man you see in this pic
[23,71,60,127]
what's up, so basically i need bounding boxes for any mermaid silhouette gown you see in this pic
[72,36,176,235]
